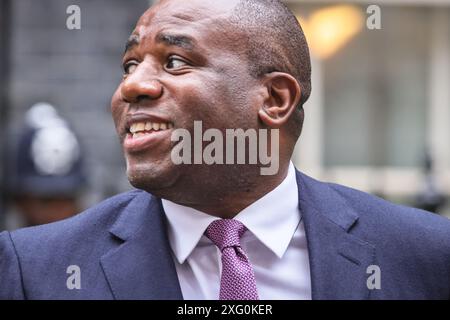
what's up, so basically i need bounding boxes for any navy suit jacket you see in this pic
[1,171,450,300]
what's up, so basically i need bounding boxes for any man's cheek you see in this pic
[177,98,211,123]
[110,101,124,127]
[110,112,121,132]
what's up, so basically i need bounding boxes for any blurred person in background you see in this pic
[6,102,86,228]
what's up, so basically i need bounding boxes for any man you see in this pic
[1,0,449,300]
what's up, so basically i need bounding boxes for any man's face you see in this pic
[111,0,263,195]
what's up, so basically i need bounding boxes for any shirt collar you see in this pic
[162,162,300,264]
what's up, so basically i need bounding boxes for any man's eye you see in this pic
[123,61,138,75]
[166,56,188,70]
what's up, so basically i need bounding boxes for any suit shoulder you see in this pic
[9,189,143,251]
[327,182,450,248]
[0,232,25,299]
[327,181,449,224]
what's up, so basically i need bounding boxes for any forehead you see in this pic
[151,0,239,20]
[133,0,242,49]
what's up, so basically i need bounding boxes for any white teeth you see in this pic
[136,123,145,132]
[129,121,173,135]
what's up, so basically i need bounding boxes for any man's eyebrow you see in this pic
[124,34,140,54]
[155,33,196,51]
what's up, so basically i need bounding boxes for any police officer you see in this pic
[7,102,86,227]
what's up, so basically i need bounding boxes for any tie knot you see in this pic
[205,219,247,251]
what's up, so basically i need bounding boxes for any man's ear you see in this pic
[258,72,301,128]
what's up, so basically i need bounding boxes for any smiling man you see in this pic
[1,0,450,300]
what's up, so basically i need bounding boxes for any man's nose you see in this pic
[121,65,163,103]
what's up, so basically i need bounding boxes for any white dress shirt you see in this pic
[162,162,311,300]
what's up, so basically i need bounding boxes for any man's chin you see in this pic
[126,162,176,193]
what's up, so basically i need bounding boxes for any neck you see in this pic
[160,163,291,218]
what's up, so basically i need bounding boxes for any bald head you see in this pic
[228,0,311,107]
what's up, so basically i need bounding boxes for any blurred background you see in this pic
[0,0,449,230]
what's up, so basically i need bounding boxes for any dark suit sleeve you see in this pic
[0,231,26,299]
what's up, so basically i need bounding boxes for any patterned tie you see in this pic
[205,219,259,300]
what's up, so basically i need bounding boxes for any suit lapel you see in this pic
[100,191,183,300]
[296,171,376,299]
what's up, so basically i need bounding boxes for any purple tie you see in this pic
[205,219,259,300]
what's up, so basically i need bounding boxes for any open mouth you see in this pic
[124,120,174,153]
[128,121,174,139]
